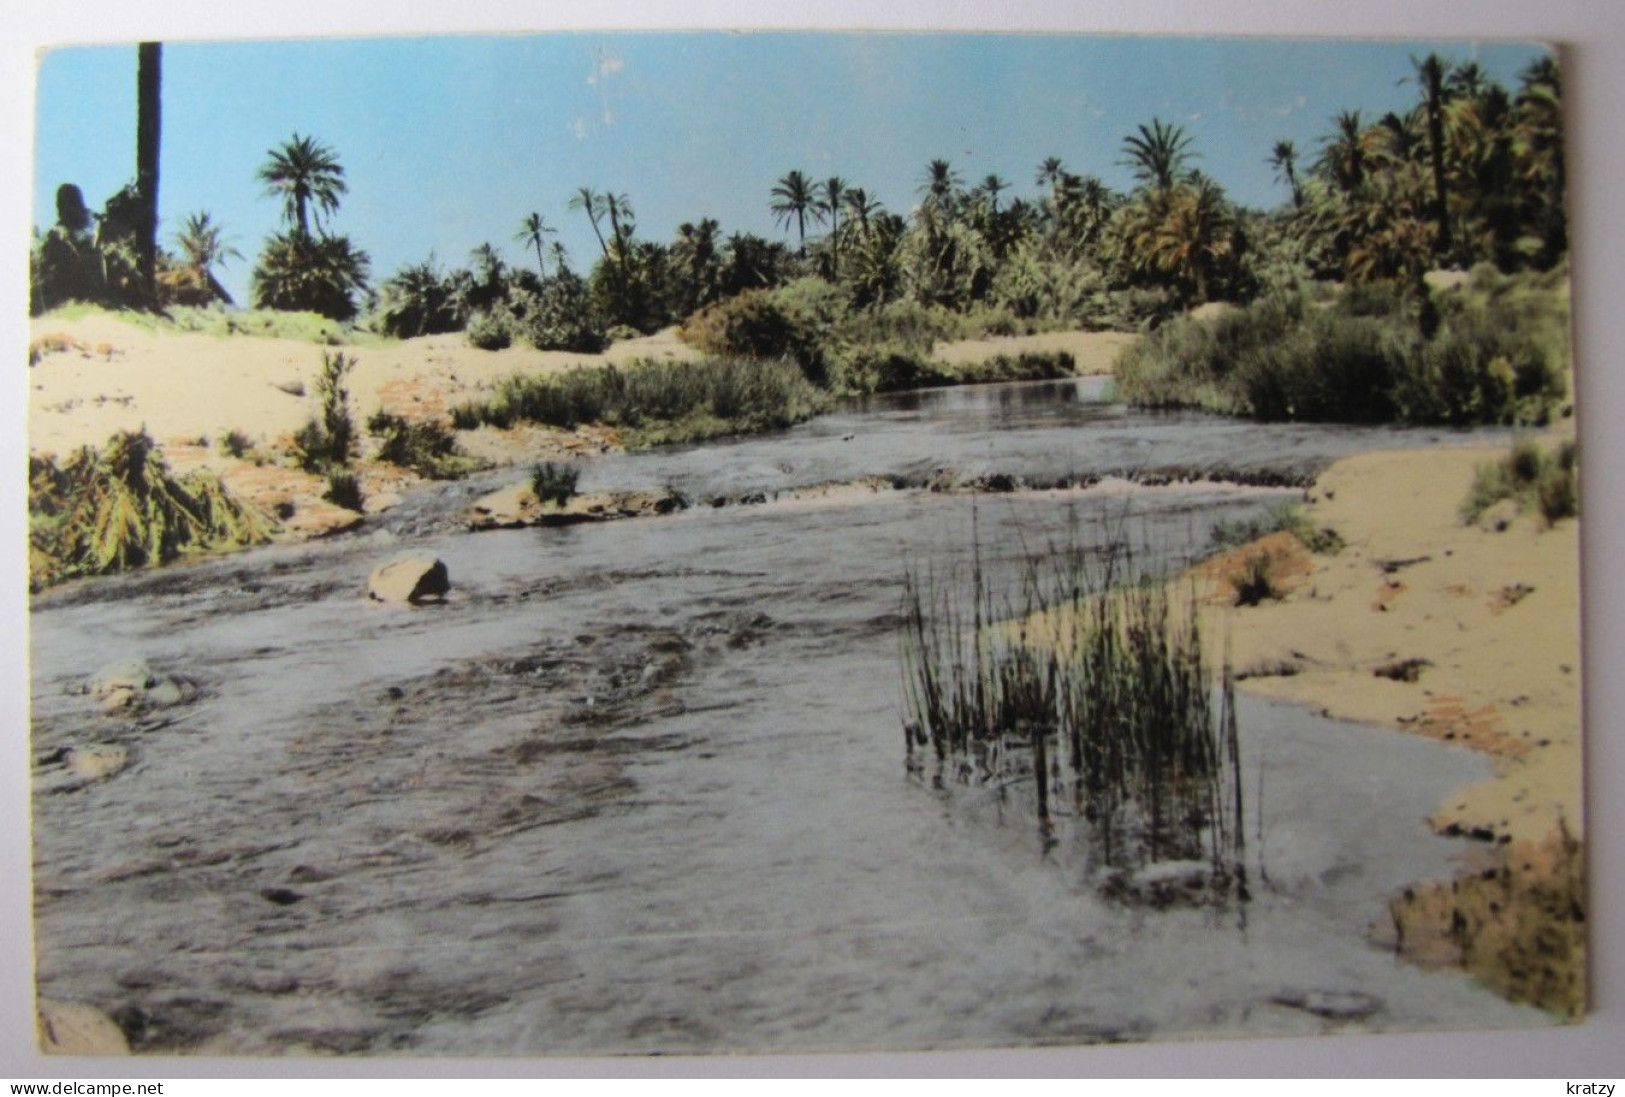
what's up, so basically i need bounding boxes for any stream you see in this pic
[29,378,1548,1055]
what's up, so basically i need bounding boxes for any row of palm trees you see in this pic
[32,50,1565,332]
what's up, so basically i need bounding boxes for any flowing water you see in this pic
[29,380,1546,1055]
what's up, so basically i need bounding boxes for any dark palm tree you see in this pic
[1036,157,1067,204]
[1318,111,1372,195]
[514,212,557,280]
[770,170,823,254]
[844,188,883,236]
[1268,140,1302,209]
[980,174,1010,214]
[820,176,847,276]
[257,134,348,239]
[136,42,161,305]
[1414,53,1454,256]
[1119,119,1195,191]
[919,158,962,204]
[171,211,241,304]
[568,187,609,260]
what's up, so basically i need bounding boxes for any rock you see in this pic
[467,482,540,530]
[37,1000,130,1055]
[36,744,134,794]
[1270,988,1383,1021]
[368,555,450,604]
[89,659,156,699]
[1478,498,1521,533]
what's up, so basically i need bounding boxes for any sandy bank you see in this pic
[1205,440,1583,844]
[27,312,701,458]
[932,329,1136,374]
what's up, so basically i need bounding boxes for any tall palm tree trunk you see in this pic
[136,42,162,306]
[1423,59,1453,258]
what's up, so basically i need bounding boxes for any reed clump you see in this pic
[901,539,1247,903]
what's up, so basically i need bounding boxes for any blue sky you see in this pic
[33,32,1550,305]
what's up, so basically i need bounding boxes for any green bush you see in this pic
[465,308,514,351]
[451,356,827,448]
[252,232,371,322]
[531,461,580,506]
[513,273,606,353]
[292,351,358,473]
[323,470,364,511]
[1117,269,1569,426]
[1461,439,1579,526]
[366,411,481,480]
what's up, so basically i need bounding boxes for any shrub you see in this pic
[218,429,253,459]
[513,272,606,353]
[1232,552,1283,607]
[465,308,514,351]
[1460,439,1579,527]
[1118,269,1569,427]
[366,410,481,480]
[376,259,462,339]
[531,461,580,506]
[252,231,371,322]
[1210,502,1342,555]
[292,351,358,473]
[452,356,826,447]
[323,470,364,511]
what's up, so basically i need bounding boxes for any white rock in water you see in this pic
[88,658,155,699]
[368,555,450,604]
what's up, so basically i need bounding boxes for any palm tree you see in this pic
[1318,111,1373,195]
[257,134,348,239]
[819,176,848,276]
[844,188,883,237]
[549,240,571,278]
[1036,157,1067,205]
[514,212,557,280]
[1268,140,1302,209]
[568,187,609,260]
[919,159,962,205]
[170,212,241,304]
[770,170,823,254]
[980,174,1010,214]
[1413,53,1454,257]
[136,42,161,305]
[1119,119,1195,192]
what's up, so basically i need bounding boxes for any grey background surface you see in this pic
[3,0,1621,1078]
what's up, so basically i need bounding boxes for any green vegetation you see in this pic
[1461,437,1578,526]
[29,429,277,590]
[1210,502,1344,555]
[1116,265,1568,425]
[530,461,581,506]
[366,411,483,480]
[449,356,828,448]
[250,135,370,321]
[291,351,358,475]
[902,540,1247,900]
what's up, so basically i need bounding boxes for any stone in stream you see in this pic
[36,1000,130,1055]
[84,659,194,713]
[368,555,450,604]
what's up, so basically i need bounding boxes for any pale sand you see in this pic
[27,312,701,458]
[931,329,1138,373]
[1206,438,1584,844]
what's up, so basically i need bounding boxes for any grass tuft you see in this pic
[901,536,1247,902]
